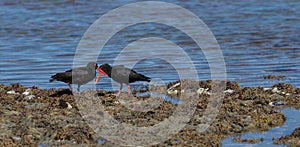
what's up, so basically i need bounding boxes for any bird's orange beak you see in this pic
[95,67,108,83]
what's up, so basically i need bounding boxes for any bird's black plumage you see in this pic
[99,64,150,84]
[97,63,151,96]
[50,62,98,93]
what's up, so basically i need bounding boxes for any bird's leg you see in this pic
[68,83,74,94]
[127,85,131,95]
[77,85,81,94]
[114,83,122,96]
[95,72,101,84]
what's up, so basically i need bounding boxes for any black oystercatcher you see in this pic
[50,62,98,94]
[96,64,151,96]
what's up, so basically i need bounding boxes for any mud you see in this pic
[0,80,299,146]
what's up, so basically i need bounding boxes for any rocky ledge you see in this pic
[0,80,299,146]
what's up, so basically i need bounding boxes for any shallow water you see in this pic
[1,0,299,89]
[1,0,299,146]
[136,91,183,105]
[223,108,300,147]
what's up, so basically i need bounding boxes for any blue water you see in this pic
[1,0,299,146]
[136,91,183,105]
[1,0,299,89]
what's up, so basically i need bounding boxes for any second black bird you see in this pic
[96,64,151,96]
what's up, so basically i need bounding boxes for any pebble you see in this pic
[272,87,281,93]
[7,90,19,95]
[167,82,181,94]
[22,89,31,95]
[197,88,210,95]
[66,102,72,109]
[167,90,178,95]
[12,136,22,141]
[167,83,180,90]
[224,89,234,93]
[269,101,284,106]
[25,95,35,100]
[231,124,243,133]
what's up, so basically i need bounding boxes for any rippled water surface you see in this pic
[1,0,299,146]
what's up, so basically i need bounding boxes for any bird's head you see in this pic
[93,63,98,69]
[95,64,109,83]
[96,67,108,76]
[87,62,98,69]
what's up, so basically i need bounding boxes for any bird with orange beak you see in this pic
[96,64,151,96]
[50,62,99,94]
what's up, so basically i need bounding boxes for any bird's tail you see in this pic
[139,74,151,82]
[49,74,57,82]
[49,78,55,82]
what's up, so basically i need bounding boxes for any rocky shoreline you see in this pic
[0,80,299,146]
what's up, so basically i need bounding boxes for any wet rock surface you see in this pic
[263,74,285,80]
[0,80,299,146]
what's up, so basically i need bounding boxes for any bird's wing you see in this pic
[112,66,131,77]
[71,67,89,77]
[128,68,151,82]
[114,65,125,68]
[113,65,142,77]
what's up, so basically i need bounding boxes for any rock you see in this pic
[226,81,241,90]
[167,89,178,95]
[274,127,300,146]
[66,102,72,109]
[0,81,298,146]
[224,89,234,93]
[167,82,180,95]
[272,87,281,93]
[269,101,284,106]
[233,137,264,144]
[269,93,284,102]
[22,89,31,95]
[25,103,48,110]
[231,124,243,133]
[272,83,297,93]
[263,75,285,79]
[167,82,180,92]
[25,95,35,100]
[7,90,19,95]
[197,88,210,95]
